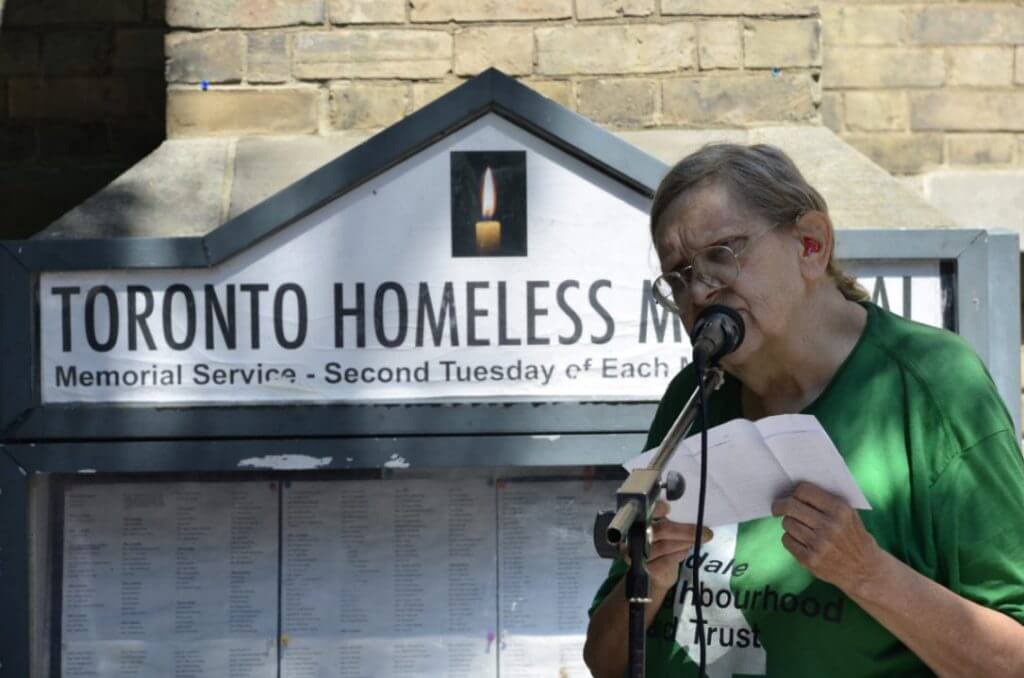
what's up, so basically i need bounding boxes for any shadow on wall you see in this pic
[0,0,166,240]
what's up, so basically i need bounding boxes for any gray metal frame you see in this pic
[0,69,1019,678]
[2,230,1016,448]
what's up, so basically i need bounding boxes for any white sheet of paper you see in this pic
[624,414,871,527]
[280,478,498,678]
[497,479,619,678]
[61,481,280,678]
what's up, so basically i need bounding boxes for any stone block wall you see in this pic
[822,2,1024,176]
[3,0,1024,233]
[162,0,824,136]
[158,0,1024,180]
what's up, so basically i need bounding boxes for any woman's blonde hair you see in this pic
[650,143,868,302]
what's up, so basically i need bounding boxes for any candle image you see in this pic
[451,150,524,258]
[475,166,501,254]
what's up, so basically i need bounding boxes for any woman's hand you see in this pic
[622,500,714,592]
[771,481,882,595]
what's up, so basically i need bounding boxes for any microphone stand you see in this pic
[593,366,726,678]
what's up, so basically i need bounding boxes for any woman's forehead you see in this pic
[655,184,752,263]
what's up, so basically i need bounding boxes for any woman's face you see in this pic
[654,183,804,368]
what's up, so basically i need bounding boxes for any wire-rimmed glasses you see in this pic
[651,224,778,314]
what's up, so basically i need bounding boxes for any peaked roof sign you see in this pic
[17,69,695,407]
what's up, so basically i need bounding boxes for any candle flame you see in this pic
[480,166,497,219]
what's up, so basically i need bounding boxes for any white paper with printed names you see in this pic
[60,475,628,677]
[280,478,498,678]
[60,481,280,678]
[625,414,871,527]
[497,479,620,678]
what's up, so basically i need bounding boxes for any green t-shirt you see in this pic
[589,301,1024,677]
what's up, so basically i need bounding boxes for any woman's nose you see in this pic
[688,278,720,308]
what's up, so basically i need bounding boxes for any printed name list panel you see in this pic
[280,478,498,678]
[498,479,619,678]
[61,481,279,678]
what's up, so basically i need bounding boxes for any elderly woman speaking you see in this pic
[583,144,1024,676]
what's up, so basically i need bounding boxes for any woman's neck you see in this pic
[734,287,868,419]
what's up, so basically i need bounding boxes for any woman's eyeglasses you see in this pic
[651,224,778,314]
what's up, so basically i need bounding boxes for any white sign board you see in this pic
[39,115,950,406]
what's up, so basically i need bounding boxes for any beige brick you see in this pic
[537,24,696,75]
[1014,46,1024,86]
[9,76,149,120]
[167,88,319,136]
[525,79,573,108]
[661,73,815,126]
[247,31,290,83]
[698,20,741,70]
[578,78,656,126]
[820,92,841,131]
[114,29,166,71]
[842,133,943,174]
[410,79,461,110]
[167,0,324,28]
[454,27,533,77]
[410,0,571,22]
[43,31,112,76]
[577,0,653,20]
[823,47,944,88]
[910,6,1024,45]
[821,5,904,46]
[947,47,1014,87]
[663,0,814,15]
[330,81,408,129]
[844,91,907,131]
[0,32,40,76]
[947,134,1015,165]
[910,91,1024,131]
[744,19,821,68]
[329,0,405,24]
[166,31,244,83]
[293,30,452,79]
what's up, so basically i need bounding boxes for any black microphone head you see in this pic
[692,305,746,364]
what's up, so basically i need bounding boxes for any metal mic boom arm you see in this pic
[591,367,725,678]
[600,365,724,552]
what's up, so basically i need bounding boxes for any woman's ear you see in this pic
[793,210,832,280]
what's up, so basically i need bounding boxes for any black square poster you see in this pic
[450,151,527,257]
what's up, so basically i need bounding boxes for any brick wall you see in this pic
[3,0,1023,235]
[162,0,823,136]
[822,2,1024,176]
[0,0,165,238]
[160,0,1024,180]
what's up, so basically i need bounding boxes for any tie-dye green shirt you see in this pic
[590,302,1024,677]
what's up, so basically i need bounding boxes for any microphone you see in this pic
[691,305,745,369]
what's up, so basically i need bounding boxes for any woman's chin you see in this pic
[717,340,756,371]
